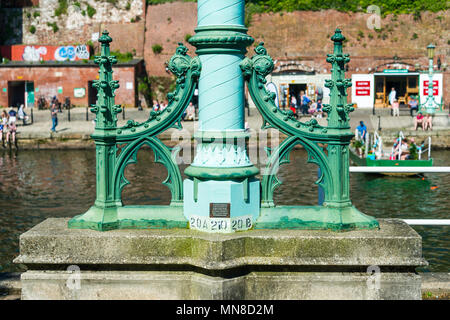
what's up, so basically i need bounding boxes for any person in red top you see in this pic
[413,111,424,130]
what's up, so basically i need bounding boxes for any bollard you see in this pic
[31,108,34,124]
[68,105,71,122]
[122,106,125,120]
[86,107,88,121]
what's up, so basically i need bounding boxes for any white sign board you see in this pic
[91,32,99,42]
[351,74,374,109]
[126,82,133,90]
[419,73,443,105]
[74,88,86,98]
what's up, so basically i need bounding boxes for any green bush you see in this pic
[125,2,131,10]
[110,50,133,62]
[184,34,192,42]
[152,44,163,54]
[54,0,68,17]
[29,25,36,34]
[33,11,40,18]
[47,22,59,33]
[87,4,96,18]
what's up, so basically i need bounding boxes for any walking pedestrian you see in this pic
[0,112,5,148]
[50,103,58,132]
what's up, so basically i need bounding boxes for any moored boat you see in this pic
[349,131,433,176]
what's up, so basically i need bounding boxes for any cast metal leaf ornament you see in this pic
[243,29,356,209]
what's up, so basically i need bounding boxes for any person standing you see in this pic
[50,103,58,132]
[391,99,399,117]
[290,95,297,114]
[316,99,323,118]
[0,113,5,148]
[356,121,367,141]
[300,91,310,115]
[388,87,396,107]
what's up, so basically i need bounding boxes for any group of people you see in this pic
[414,111,433,131]
[290,91,323,118]
[390,137,419,160]
[152,100,196,121]
[389,87,433,130]
[0,108,18,147]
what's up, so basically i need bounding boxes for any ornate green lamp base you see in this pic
[68,205,187,231]
[255,206,379,231]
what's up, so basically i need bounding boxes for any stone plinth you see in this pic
[15,218,426,300]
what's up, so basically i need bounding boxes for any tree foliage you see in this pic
[146,0,448,15]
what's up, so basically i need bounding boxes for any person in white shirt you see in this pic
[388,87,396,106]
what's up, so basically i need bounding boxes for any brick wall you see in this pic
[144,2,197,77]
[0,64,138,108]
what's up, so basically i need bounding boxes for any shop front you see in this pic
[253,60,331,110]
[351,59,443,110]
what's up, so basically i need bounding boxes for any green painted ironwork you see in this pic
[241,29,379,230]
[68,31,200,231]
[68,27,378,232]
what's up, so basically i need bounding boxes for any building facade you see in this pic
[0,60,143,109]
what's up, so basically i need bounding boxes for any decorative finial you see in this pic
[331,28,345,42]
[324,28,353,129]
[99,30,113,44]
[91,30,121,129]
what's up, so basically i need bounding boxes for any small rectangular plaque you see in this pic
[209,203,230,218]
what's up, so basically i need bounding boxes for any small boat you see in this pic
[349,131,433,176]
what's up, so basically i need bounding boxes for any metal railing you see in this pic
[349,166,450,173]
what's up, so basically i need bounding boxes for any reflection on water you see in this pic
[0,148,448,272]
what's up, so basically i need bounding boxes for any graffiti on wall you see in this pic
[22,46,48,62]
[54,45,90,61]
[0,45,91,62]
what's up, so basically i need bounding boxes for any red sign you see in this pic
[423,80,439,96]
[355,81,371,96]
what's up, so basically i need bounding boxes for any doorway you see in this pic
[288,83,307,106]
[374,75,419,107]
[8,81,25,108]
[88,81,98,107]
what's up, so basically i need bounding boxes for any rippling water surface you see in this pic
[0,148,448,272]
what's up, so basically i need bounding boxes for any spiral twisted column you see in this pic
[183,0,260,233]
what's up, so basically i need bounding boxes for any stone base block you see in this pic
[21,271,420,300]
[183,178,260,233]
[15,218,426,300]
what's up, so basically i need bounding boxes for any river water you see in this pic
[0,148,448,273]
